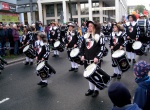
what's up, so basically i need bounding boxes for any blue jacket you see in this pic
[112,103,141,110]
[134,76,150,109]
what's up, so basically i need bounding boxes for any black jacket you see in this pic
[80,33,105,60]
[0,29,6,42]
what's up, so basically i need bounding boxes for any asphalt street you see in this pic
[0,44,149,110]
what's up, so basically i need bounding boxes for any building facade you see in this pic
[37,0,127,26]
[128,5,136,14]
[17,0,39,25]
[0,0,19,24]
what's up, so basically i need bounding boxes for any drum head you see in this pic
[23,45,30,52]
[36,61,45,71]
[84,63,97,77]
[112,50,125,58]
[132,41,142,50]
[70,48,80,58]
[54,41,60,48]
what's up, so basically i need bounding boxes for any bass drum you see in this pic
[112,50,130,72]
[36,61,56,79]
[132,41,145,56]
[54,41,64,52]
[23,45,36,59]
[84,63,111,90]
[70,48,83,65]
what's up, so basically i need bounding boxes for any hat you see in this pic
[108,82,131,107]
[127,14,137,21]
[67,22,75,27]
[51,21,56,25]
[134,60,150,78]
[86,20,96,27]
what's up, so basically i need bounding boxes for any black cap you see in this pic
[86,20,96,27]
[108,82,131,107]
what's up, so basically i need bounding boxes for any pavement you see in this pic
[0,43,150,110]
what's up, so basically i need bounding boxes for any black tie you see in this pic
[69,32,71,36]
[89,34,92,38]
[130,23,132,26]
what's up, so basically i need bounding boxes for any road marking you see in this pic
[0,98,10,104]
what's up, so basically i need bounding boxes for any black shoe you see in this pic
[30,62,33,65]
[128,59,131,62]
[117,74,121,79]
[25,62,29,65]
[41,82,48,87]
[52,55,56,57]
[74,68,78,72]
[85,89,94,96]
[111,73,117,78]
[37,81,43,85]
[92,90,99,97]
[133,59,136,63]
[69,68,75,71]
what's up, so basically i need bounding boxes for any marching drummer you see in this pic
[80,21,105,97]
[110,23,126,79]
[23,27,34,65]
[65,22,79,72]
[49,21,61,57]
[35,32,54,87]
[125,14,140,63]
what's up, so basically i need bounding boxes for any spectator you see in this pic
[39,23,44,32]
[18,25,23,54]
[8,23,14,55]
[108,82,141,110]
[45,24,50,41]
[12,24,20,55]
[0,24,6,56]
[133,60,150,110]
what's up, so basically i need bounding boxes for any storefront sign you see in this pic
[1,2,9,10]
[9,4,16,12]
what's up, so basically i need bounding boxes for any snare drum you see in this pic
[54,41,64,52]
[112,50,130,72]
[36,61,56,79]
[23,45,36,59]
[132,41,145,56]
[84,63,111,90]
[70,48,83,65]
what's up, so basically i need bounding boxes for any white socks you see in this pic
[42,79,48,83]
[127,52,135,59]
[114,67,121,75]
[89,81,99,90]
[71,62,78,68]
[54,50,59,55]
[26,57,33,62]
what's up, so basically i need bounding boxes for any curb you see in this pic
[7,58,25,65]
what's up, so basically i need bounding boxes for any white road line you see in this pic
[0,98,10,104]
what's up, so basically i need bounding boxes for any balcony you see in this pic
[17,0,37,5]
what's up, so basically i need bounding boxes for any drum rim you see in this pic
[23,45,30,52]
[132,41,142,50]
[36,61,45,71]
[70,48,80,58]
[54,41,60,48]
[84,63,97,77]
[112,50,125,58]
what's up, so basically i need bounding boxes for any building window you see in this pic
[92,2,99,7]
[57,4,62,17]
[81,17,89,25]
[93,17,100,22]
[70,3,78,15]
[80,3,89,15]
[46,4,54,17]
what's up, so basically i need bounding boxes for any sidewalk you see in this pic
[3,54,25,65]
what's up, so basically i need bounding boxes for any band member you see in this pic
[110,23,126,79]
[125,14,140,63]
[138,14,149,54]
[80,21,105,97]
[49,21,61,57]
[65,23,79,72]
[103,21,110,41]
[23,27,34,65]
[36,33,54,87]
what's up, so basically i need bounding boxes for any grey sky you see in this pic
[127,0,150,10]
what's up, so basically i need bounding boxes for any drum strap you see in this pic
[85,59,100,65]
